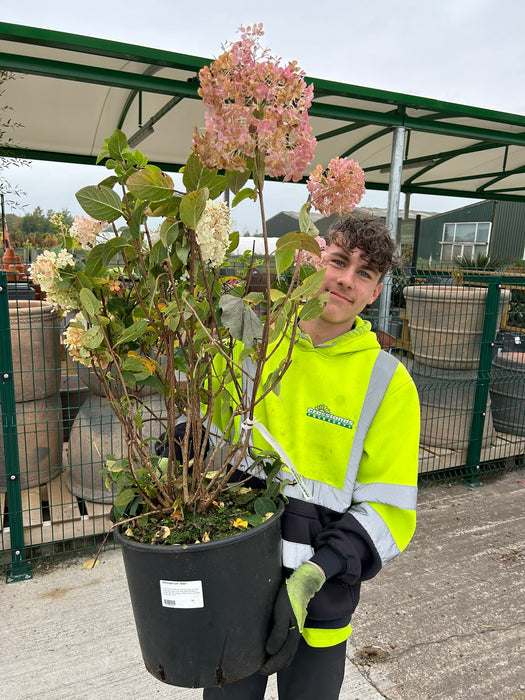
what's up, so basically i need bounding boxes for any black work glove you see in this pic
[259,582,301,675]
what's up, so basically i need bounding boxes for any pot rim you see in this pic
[113,498,285,555]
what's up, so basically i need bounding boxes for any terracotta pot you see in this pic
[0,394,63,491]
[67,393,169,503]
[403,285,511,370]
[8,300,62,401]
[490,352,525,436]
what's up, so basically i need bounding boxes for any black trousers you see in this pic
[202,638,347,700]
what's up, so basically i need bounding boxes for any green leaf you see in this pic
[226,230,239,255]
[159,219,181,247]
[76,185,122,223]
[79,288,102,317]
[225,169,251,194]
[84,244,105,277]
[299,202,319,235]
[275,248,295,276]
[244,291,265,304]
[106,130,130,161]
[232,187,257,207]
[254,496,277,516]
[114,319,149,346]
[126,168,174,202]
[183,154,227,199]
[82,326,105,349]
[100,237,135,268]
[277,230,322,254]
[121,357,151,374]
[179,189,208,229]
[113,487,136,508]
[290,268,326,301]
[98,175,119,190]
[75,270,93,290]
[176,242,190,265]
[299,292,330,321]
[148,196,181,217]
[219,294,263,347]
[275,231,322,275]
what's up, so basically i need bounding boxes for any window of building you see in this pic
[439,222,491,262]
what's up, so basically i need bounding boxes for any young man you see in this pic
[204,213,420,700]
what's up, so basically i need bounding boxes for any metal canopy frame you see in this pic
[2,21,525,205]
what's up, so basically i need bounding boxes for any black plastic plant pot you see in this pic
[114,501,284,688]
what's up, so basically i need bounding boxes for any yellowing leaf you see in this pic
[152,525,171,543]
[233,518,248,529]
[83,558,99,569]
[202,532,210,543]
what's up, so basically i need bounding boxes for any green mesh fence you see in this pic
[1,268,524,577]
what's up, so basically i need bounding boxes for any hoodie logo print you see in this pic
[306,404,354,429]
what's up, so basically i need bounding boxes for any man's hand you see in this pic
[260,562,325,675]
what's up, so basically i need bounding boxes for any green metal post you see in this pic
[464,277,503,487]
[0,273,32,581]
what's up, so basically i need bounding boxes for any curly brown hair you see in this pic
[326,213,399,279]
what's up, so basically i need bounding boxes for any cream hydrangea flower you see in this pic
[195,200,232,268]
[30,249,80,312]
[63,312,110,368]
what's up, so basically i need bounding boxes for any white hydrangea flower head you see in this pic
[194,200,232,268]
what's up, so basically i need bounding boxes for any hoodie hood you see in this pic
[295,315,381,357]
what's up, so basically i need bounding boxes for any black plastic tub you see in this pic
[114,501,284,688]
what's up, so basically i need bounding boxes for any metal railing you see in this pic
[1,268,524,578]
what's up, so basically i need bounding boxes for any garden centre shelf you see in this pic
[0,447,112,553]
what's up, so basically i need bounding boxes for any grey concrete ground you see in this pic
[1,470,524,699]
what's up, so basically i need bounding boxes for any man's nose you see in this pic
[337,266,355,287]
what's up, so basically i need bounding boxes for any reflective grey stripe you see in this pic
[282,540,315,570]
[353,481,418,511]
[350,502,401,565]
[341,352,399,506]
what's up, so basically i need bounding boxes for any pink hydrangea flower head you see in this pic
[70,216,107,251]
[193,24,316,182]
[307,158,366,217]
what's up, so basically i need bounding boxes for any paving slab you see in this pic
[349,470,525,700]
[1,543,382,700]
[2,469,523,699]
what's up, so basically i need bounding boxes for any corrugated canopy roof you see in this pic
[2,21,525,203]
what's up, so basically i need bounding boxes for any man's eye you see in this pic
[359,270,371,279]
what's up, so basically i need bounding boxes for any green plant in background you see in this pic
[454,253,509,271]
[30,25,366,544]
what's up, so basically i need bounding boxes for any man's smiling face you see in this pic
[315,243,383,334]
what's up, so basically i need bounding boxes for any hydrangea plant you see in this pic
[31,25,365,543]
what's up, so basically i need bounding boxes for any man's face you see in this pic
[316,243,383,333]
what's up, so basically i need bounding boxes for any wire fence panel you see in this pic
[1,268,524,573]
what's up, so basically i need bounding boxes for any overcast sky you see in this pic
[3,0,525,231]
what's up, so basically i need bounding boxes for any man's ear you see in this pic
[370,282,383,304]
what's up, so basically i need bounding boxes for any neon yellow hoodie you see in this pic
[211,317,420,647]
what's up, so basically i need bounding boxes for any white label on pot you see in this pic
[160,579,204,609]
